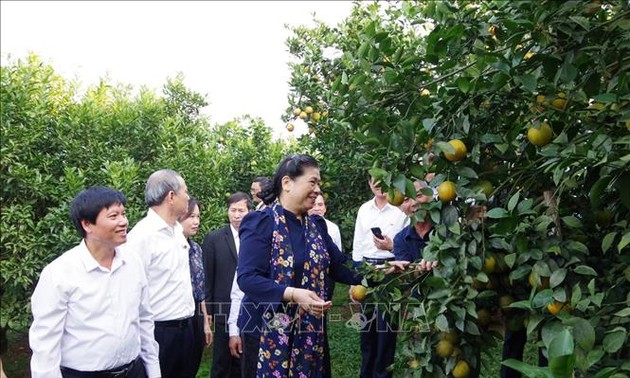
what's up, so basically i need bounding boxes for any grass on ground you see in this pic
[3,283,537,377]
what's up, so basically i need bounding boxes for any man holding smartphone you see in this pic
[351,176,408,378]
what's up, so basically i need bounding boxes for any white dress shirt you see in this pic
[123,208,195,321]
[324,218,343,252]
[29,241,160,378]
[227,273,244,337]
[352,198,408,261]
[227,224,242,337]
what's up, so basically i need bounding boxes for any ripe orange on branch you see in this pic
[527,122,553,147]
[387,189,405,206]
[443,139,467,162]
[452,360,471,378]
[350,285,367,302]
[437,181,457,202]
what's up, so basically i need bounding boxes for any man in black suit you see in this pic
[202,192,253,378]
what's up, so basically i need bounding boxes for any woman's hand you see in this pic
[380,260,410,274]
[415,259,438,272]
[285,287,332,318]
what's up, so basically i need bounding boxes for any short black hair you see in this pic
[70,186,127,238]
[227,192,253,209]
[259,154,319,205]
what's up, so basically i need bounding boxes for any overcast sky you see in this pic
[1,1,354,138]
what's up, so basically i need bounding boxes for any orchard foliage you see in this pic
[0,55,290,329]
[287,1,630,377]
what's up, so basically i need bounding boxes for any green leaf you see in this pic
[422,118,436,132]
[548,328,574,359]
[487,208,509,218]
[442,205,459,226]
[550,269,567,288]
[602,232,617,253]
[603,329,627,353]
[593,93,618,103]
[613,308,630,317]
[556,60,577,85]
[618,232,630,252]
[435,314,449,332]
[533,289,554,308]
[561,216,581,228]
[565,317,595,351]
[527,314,544,336]
[507,192,520,212]
[586,349,605,371]
[457,166,478,179]
[501,359,551,378]
[515,73,538,93]
[574,265,597,276]
[456,77,471,93]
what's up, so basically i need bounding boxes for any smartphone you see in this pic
[371,227,385,240]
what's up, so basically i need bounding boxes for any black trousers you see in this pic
[191,310,206,375]
[211,321,242,378]
[241,333,260,378]
[359,305,397,378]
[60,357,145,378]
[154,317,196,378]
[501,327,548,378]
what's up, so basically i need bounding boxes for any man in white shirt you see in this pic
[29,186,160,378]
[124,169,196,378]
[352,176,408,378]
[202,192,252,378]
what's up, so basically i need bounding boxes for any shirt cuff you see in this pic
[228,323,240,337]
[145,362,162,378]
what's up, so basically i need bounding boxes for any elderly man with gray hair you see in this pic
[124,169,196,377]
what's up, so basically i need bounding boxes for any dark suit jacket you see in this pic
[202,225,238,324]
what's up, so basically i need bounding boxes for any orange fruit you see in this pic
[351,285,367,302]
[551,98,567,110]
[299,111,308,120]
[387,189,405,206]
[441,330,459,344]
[444,139,467,162]
[483,256,497,274]
[311,112,321,122]
[547,300,568,316]
[286,123,295,132]
[475,180,494,198]
[293,108,302,116]
[436,339,455,358]
[408,359,420,369]
[452,360,471,378]
[499,295,514,313]
[437,181,457,202]
[304,106,314,114]
[477,308,491,327]
[528,272,550,291]
[527,122,553,146]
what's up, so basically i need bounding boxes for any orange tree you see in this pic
[286,1,629,377]
[0,55,289,331]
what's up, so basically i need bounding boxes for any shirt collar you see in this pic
[146,208,183,236]
[78,240,125,273]
[369,197,396,212]
[229,224,239,239]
